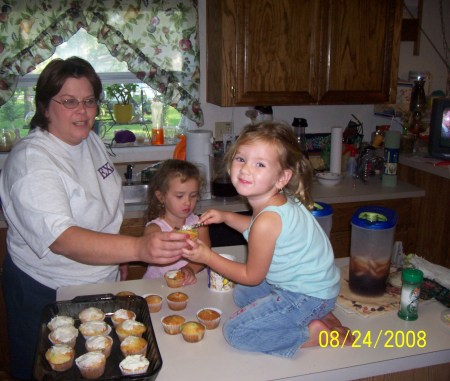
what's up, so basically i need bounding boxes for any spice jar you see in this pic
[398,268,424,321]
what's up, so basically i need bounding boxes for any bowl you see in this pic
[316,172,342,186]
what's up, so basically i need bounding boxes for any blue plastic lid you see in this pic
[312,202,333,217]
[351,206,398,229]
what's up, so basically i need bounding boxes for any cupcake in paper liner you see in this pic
[119,355,150,376]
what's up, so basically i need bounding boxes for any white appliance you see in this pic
[186,129,213,200]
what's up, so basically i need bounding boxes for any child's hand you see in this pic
[182,239,213,265]
[199,209,225,225]
[180,266,197,285]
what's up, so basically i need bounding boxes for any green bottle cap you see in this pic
[402,268,423,283]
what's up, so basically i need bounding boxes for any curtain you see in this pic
[0,0,203,126]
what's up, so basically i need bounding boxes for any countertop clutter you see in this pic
[57,257,450,381]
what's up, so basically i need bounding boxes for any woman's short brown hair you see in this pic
[30,56,102,130]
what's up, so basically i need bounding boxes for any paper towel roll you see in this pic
[330,127,343,174]
[186,130,213,199]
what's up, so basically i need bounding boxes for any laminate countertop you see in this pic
[57,256,450,381]
[124,177,426,217]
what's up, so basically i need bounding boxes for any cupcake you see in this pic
[79,321,111,339]
[119,355,150,376]
[196,308,222,330]
[75,352,106,379]
[47,315,75,331]
[116,290,136,296]
[48,325,79,348]
[45,344,75,372]
[161,315,186,335]
[164,270,185,288]
[120,335,148,356]
[180,321,206,343]
[78,307,105,323]
[85,335,113,358]
[115,319,146,342]
[111,308,136,328]
[166,292,189,311]
[175,226,199,240]
[144,294,163,313]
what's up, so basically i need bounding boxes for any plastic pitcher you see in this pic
[349,206,398,296]
[312,202,333,237]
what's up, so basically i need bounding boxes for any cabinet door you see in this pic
[318,0,402,104]
[207,0,321,106]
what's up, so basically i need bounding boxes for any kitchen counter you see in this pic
[399,153,450,179]
[124,177,425,218]
[57,257,450,381]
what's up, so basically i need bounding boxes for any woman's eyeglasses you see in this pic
[52,98,99,109]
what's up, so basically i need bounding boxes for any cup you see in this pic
[208,254,235,292]
[164,125,176,144]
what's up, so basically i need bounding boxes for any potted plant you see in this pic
[106,83,138,124]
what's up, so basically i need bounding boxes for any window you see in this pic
[1,29,182,143]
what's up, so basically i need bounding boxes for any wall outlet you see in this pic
[215,122,232,141]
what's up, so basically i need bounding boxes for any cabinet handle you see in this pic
[231,85,236,98]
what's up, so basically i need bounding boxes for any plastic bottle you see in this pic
[398,268,424,321]
[343,145,358,178]
[382,131,401,187]
[292,118,308,158]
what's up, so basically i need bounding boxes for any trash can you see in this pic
[349,206,398,296]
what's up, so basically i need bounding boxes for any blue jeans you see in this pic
[223,280,336,357]
[2,254,56,380]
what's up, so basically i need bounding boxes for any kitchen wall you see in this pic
[187,0,450,140]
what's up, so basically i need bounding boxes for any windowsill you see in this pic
[0,144,176,169]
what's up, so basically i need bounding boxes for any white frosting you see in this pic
[50,326,78,341]
[165,270,179,279]
[121,319,144,331]
[113,309,135,320]
[85,335,112,350]
[119,355,149,371]
[79,307,104,321]
[80,321,109,335]
[49,344,73,356]
[75,352,105,367]
[47,315,74,331]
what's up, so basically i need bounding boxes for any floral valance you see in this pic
[0,0,203,126]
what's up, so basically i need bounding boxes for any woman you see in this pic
[0,56,189,380]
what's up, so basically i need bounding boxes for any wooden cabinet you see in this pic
[398,164,450,268]
[207,0,402,106]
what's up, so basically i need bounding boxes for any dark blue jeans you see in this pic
[2,254,56,380]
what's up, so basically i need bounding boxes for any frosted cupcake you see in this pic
[115,319,146,342]
[48,325,79,348]
[78,307,105,323]
[45,344,75,372]
[164,270,185,288]
[47,315,75,331]
[75,352,106,379]
[120,335,148,356]
[85,335,113,358]
[119,355,150,376]
[79,321,111,339]
[111,308,136,328]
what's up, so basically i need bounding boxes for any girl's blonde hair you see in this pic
[225,121,314,209]
[145,159,203,222]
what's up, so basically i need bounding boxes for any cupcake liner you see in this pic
[143,294,163,313]
[161,315,185,335]
[196,308,222,330]
[85,335,113,358]
[75,352,106,379]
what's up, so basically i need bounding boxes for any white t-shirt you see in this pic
[0,128,124,289]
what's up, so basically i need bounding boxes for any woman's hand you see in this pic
[139,231,190,264]
[182,239,213,265]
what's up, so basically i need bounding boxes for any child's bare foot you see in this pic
[302,320,330,348]
[302,313,356,348]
